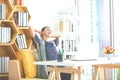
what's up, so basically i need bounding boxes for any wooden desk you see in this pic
[34,60,76,80]
[34,59,115,80]
[93,64,120,80]
[92,57,120,80]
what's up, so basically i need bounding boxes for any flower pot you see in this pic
[107,54,113,60]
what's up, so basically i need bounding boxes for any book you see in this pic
[0,26,1,42]
[0,4,1,19]
[0,57,1,73]
[16,34,27,49]
[19,0,23,5]
[5,57,9,73]
[22,34,27,48]
[16,34,22,48]
[0,4,6,20]
[1,57,5,73]
[0,27,11,43]
[1,4,6,20]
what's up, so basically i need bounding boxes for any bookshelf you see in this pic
[16,28,32,50]
[12,4,32,50]
[58,19,80,60]
[0,0,13,20]
[0,20,18,45]
[59,19,79,51]
[0,20,18,59]
[0,0,32,79]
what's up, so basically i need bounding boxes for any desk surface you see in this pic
[34,58,119,67]
[34,60,74,66]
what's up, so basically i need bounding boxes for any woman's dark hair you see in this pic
[41,26,49,31]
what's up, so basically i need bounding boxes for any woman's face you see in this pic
[42,27,51,37]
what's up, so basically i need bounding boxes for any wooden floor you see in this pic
[21,78,48,80]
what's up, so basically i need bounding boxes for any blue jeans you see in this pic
[61,73,71,80]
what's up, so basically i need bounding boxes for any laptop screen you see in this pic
[64,43,99,61]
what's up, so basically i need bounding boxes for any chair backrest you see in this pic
[8,60,21,80]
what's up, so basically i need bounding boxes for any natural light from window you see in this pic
[24,0,74,29]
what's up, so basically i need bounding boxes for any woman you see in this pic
[29,26,70,80]
[30,26,60,59]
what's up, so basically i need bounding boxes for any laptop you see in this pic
[64,43,99,61]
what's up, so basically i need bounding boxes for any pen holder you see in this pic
[57,53,63,62]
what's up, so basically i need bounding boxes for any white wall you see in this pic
[24,0,74,29]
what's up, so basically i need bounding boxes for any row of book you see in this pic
[0,27,11,43]
[59,20,74,32]
[10,0,23,5]
[13,11,29,27]
[61,40,78,52]
[16,34,27,49]
[0,4,6,20]
[0,77,8,80]
[0,57,9,74]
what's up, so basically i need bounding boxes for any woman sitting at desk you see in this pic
[29,26,71,80]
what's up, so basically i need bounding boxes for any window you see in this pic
[25,0,120,79]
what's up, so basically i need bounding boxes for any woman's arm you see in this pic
[28,26,41,37]
[34,29,41,33]
[28,26,36,37]
[50,33,61,38]
[28,26,42,49]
